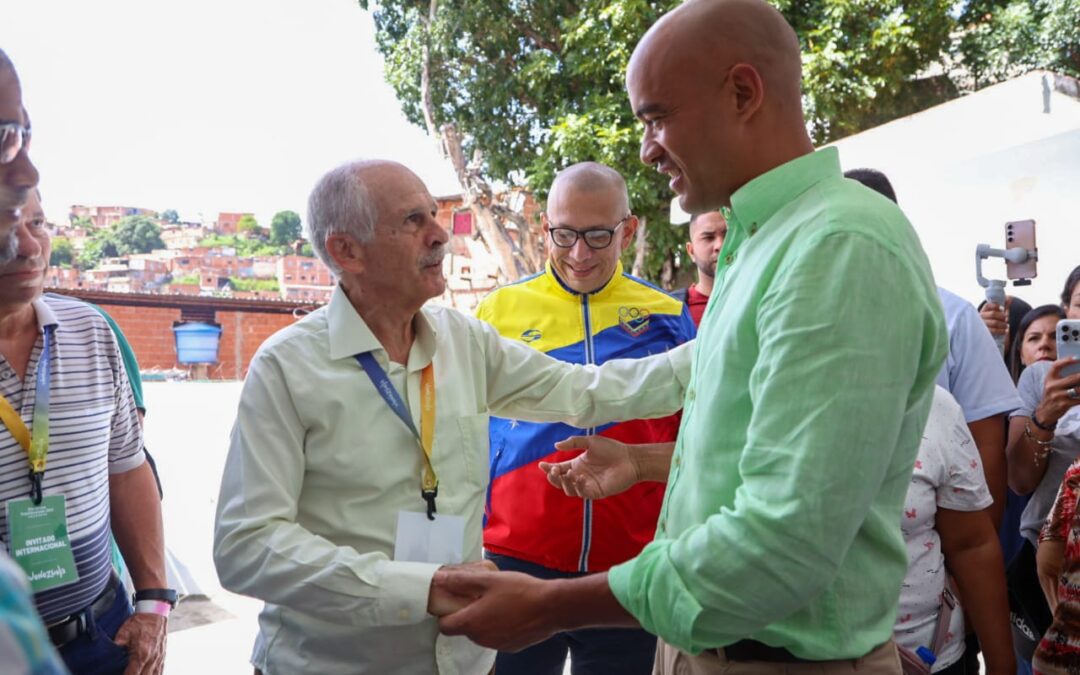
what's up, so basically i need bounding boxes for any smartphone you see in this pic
[1005,219,1037,281]
[1057,320,1080,379]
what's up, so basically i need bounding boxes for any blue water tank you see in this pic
[173,322,222,365]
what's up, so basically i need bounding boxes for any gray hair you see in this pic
[306,161,379,277]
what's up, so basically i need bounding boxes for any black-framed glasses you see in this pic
[548,216,630,250]
[0,123,30,165]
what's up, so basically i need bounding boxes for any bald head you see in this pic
[627,0,812,212]
[631,0,803,117]
[548,162,630,215]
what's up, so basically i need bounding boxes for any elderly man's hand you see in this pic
[427,559,499,617]
[540,435,641,500]
[435,567,558,652]
[115,612,167,675]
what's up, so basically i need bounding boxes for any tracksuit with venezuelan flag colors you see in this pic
[476,261,696,575]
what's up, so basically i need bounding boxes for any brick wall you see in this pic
[95,302,183,371]
[55,289,316,381]
[215,310,299,380]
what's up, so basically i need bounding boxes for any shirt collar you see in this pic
[728,147,841,238]
[326,284,437,371]
[32,296,59,332]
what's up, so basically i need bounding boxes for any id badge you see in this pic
[393,511,466,564]
[5,495,80,593]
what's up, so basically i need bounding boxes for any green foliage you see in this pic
[236,214,261,235]
[782,0,956,143]
[69,215,93,229]
[363,0,684,282]
[270,210,303,246]
[160,209,180,224]
[228,277,281,292]
[359,0,1080,283]
[198,234,286,258]
[50,237,75,267]
[171,273,201,285]
[76,236,116,270]
[111,215,165,254]
[299,242,315,257]
[955,0,1080,87]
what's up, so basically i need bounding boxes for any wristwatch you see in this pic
[133,588,178,608]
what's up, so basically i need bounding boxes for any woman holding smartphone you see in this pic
[1004,266,1080,666]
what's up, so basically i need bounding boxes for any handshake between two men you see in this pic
[426,435,665,652]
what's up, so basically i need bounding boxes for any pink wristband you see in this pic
[134,599,171,617]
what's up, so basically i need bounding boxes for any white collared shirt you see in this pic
[213,285,691,675]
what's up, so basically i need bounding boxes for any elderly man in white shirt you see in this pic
[212,159,692,675]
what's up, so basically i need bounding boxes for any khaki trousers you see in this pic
[653,640,902,674]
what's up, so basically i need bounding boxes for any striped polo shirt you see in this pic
[0,293,144,623]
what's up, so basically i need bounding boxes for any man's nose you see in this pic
[427,215,449,246]
[569,236,593,260]
[640,130,662,167]
[4,145,39,192]
[15,223,42,259]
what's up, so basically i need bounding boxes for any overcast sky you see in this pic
[4,0,461,228]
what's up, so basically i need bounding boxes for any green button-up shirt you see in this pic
[608,147,948,659]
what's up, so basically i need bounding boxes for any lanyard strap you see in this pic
[355,352,438,519]
[0,325,54,504]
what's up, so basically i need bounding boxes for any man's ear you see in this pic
[730,63,765,121]
[326,233,365,275]
[619,215,640,252]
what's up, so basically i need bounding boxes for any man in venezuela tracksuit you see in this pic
[476,162,695,675]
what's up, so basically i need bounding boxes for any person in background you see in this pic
[476,161,694,675]
[670,210,726,327]
[0,48,170,675]
[1034,448,1080,673]
[894,386,1013,674]
[0,49,36,265]
[1003,265,1080,668]
[0,549,68,675]
[1009,305,1066,384]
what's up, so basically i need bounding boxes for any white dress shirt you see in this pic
[213,285,692,675]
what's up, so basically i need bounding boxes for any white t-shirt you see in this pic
[895,386,993,671]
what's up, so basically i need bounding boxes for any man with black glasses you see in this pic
[475,161,695,675]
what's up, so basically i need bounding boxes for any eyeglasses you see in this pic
[548,216,630,250]
[0,123,31,164]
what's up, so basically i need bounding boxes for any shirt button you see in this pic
[659,518,666,531]
[725,253,735,265]
[750,223,758,235]
[687,388,695,401]
[1,369,11,379]
[674,455,681,468]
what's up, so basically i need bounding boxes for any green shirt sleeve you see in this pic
[609,230,943,652]
[91,305,146,412]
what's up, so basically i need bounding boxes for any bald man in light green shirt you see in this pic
[434,1,948,672]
